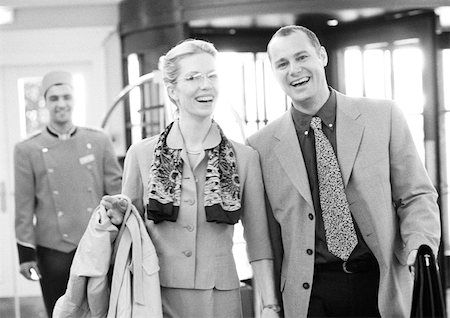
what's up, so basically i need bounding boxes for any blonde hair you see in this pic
[159,39,218,86]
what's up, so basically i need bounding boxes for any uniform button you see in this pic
[183,250,192,257]
[63,234,69,238]
[185,225,194,232]
[42,148,48,153]
[308,213,314,220]
[53,190,59,195]
[306,249,313,255]
[87,143,92,149]
[48,168,54,173]
[87,187,93,192]
[184,199,195,205]
[303,283,310,289]
[87,208,93,213]
[57,211,64,217]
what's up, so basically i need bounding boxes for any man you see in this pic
[14,70,122,317]
[247,25,441,317]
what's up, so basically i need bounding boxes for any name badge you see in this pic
[79,154,95,165]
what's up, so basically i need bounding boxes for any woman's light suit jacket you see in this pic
[247,90,441,318]
[122,122,273,290]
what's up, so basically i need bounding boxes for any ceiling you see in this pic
[0,0,122,9]
[190,7,450,30]
[1,0,450,31]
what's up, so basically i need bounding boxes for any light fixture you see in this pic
[436,6,450,30]
[327,19,339,27]
[0,6,14,25]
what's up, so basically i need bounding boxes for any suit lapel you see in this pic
[273,112,314,209]
[335,93,364,187]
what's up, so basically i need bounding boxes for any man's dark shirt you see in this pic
[290,88,374,264]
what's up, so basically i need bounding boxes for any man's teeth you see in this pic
[291,77,309,86]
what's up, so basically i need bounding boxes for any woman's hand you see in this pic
[261,307,281,318]
[101,195,128,226]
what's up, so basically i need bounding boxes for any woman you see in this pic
[103,39,280,318]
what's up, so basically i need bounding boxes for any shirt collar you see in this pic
[290,88,336,134]
[46,125,77,140]
[166,120,221,150]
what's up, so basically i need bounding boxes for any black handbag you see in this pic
[411,244,446,318]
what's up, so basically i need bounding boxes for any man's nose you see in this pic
[289,62,302,75]
[55,98,68,109]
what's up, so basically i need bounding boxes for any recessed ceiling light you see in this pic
[436,6,450,29]
[327,19,339,27]
[0,6,14,25]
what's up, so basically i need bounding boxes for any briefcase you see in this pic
[411,244,446,318]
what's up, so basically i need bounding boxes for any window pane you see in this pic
[392,46,424,115]
[127,53,142,143]
[444,49,450,111]
[18,77,46,137]
[363,49,388,99]
[344,48,363,97]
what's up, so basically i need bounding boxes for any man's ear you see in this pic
[320,46,328,67]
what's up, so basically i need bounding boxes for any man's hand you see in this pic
[19,261,41,281]
[101,195,128,226]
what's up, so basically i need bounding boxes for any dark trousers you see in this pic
[36,246,76,318]
[307,263,381,317]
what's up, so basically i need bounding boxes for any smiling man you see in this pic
[14,70,122,317]
[247,25,441,317]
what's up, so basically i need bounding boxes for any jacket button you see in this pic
[306,249,313,255]
[183,250,192,257]
[57,211,64,217]
[185,225,194,232]
[308,213,314,220]
[48,168,54,173]
[303,283,310,289]
[53,190,59,195]
[63,234,69,238]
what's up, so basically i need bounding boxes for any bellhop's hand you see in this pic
[101,195,128,226]
[19,261,42,281]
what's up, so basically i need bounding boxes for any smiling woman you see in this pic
[97,39,279,318]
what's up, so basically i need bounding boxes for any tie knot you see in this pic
[310,116,322,130]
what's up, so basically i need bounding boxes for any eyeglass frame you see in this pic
[176,71,219,84]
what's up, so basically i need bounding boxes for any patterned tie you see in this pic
[310,116,358,261]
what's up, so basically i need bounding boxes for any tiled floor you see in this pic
[1,290,450,318]
[0,297,47,318]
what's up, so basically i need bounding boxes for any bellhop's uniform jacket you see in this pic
[14,127,122,259]
[247,90,441,318]
[122,122,273,291]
